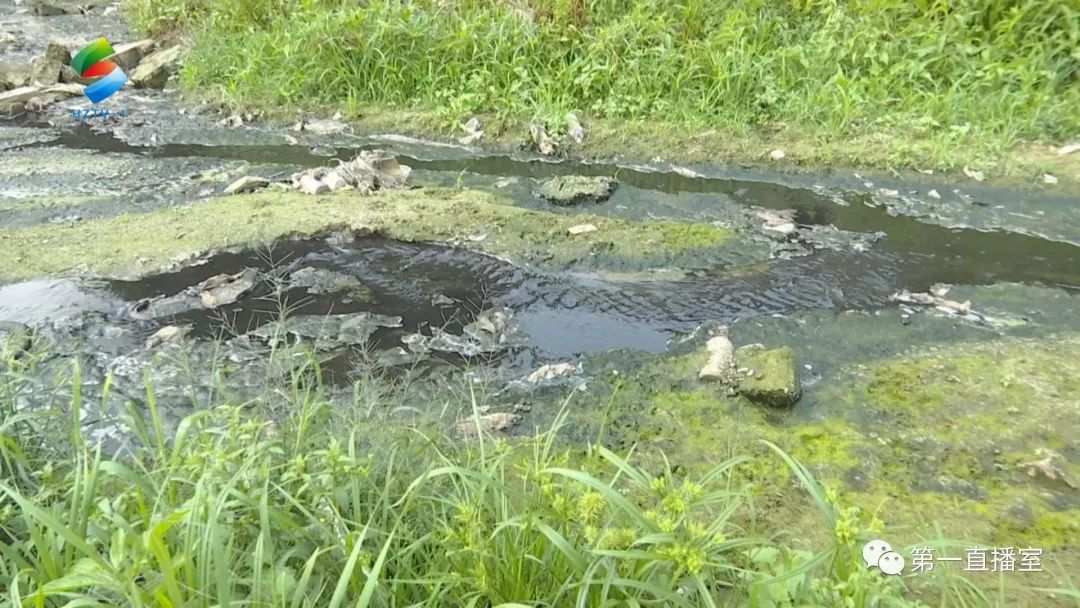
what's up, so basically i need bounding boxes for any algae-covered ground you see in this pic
[541,328,1080,598]
[0,187,766,281]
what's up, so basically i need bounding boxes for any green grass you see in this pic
[124,0,1079,174]
[3,328,1057,606]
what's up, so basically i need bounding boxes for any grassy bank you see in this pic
[125,0,1079,178]
[0,335,1046,607]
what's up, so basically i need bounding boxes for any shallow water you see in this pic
[2,113,1080,370]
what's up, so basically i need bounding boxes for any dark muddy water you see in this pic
[16,121,1080,291]
[3,117,1080,370]
[0,235,904,358]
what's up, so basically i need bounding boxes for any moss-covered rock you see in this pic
[537,175,617,206]
[0,188,766,281]
[735,345,802,407]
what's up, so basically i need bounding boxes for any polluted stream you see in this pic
[3,117,1080,444]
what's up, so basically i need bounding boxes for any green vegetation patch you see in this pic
[129,0,1079,175]
[0,194,108,212]
[560,333,1080,566]
[0,187,753,281]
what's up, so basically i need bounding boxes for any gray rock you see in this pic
[458,116,483,145]
[130,45,182,89]
[43,42,72,66]
[0,86,43,112]
[249,312,401,351]
[199,269,258,308]
[537,175,618,206]
[734,344,802,407]
[337,150,411,190]
[38,82,85,104]
[455,412,519,438]
[408,308,528,357]
[28,0,99,15]
[110,39,157,71]
[0,61,32,90]
[288,267,371,298]
[224,175,270,195]
[145,325,191,349]
[30,58,62,86]
[59,64,96,86]
[565,112,585,144]
[529,123,557,155]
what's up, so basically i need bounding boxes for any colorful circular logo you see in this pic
[70,38,127,104]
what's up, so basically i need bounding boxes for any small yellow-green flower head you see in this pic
[662,544,708,575]
[825,487,839,506]
[661,491,687,516]
[834,506,859,546]
[650,476,668,493]
[584,525,599,543]
[552,494,572,517]
[686,520,706,538]
[454,501,479,526]
[598,527,638,551]
[577,491,608,524]
[683,546,707,575]
[681,480,704,499]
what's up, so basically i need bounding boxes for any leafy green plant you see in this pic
[134,0,1079,172]
[0,336,1073,606]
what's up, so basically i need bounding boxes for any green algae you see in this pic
[735,345,802,407]
[0,194,108,212]
[556,331,1080,573]
[536,175,617,206]
[0,188,756,282]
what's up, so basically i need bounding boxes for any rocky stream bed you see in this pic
[2,0,1080,598]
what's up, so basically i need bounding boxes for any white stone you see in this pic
[298,173,329,195]
[567,223,598,235]
[224,176,268,195]
[1057,143,1080,156]
[455,413,519,438]
[672,165,704,178]
[962,166,986,182]
[526,362,576,383]
[699,334,735,381]
[321,170,349,191]
[145,325,190,349]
